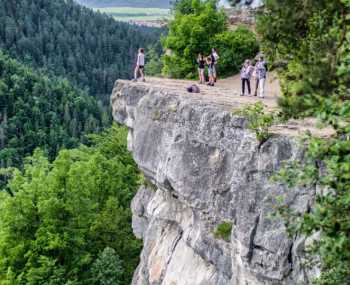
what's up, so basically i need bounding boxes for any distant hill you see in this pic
[76,0,171,8]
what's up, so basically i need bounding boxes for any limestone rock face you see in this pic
[111,80,317,285]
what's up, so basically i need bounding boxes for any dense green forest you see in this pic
[0,52,109,170]
[0,126,142,284]
[0,0,164,104]
[0,0,163,284]
[257,0,350,283]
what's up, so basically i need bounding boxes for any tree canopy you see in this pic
[0,126,141,285]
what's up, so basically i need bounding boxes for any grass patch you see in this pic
[139,173,158,192]
[93,7,171,22]
[214,221,233,242]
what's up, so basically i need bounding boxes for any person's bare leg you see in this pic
[134,66,139,81]
[140,68,145,82]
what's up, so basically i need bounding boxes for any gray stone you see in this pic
[111,80,318,285]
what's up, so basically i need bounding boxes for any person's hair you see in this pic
[245,59,250,65]
[198,53,203,59]
[139,48,144,53]
[207,56,212,63]
[259,55,264,60]
[212,48,217,52]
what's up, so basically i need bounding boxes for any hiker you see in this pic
[133,48,145,82]
[197,53,205,84]
[211,48,219,82]
[254,55,268,98]
[206,56,215,86]
[240,59,253,96]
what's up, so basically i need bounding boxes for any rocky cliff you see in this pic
[111,79,319,285]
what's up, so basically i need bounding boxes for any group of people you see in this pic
[196,50,268,98]
[197,48,220,86]
[133,47,268,98]
[240,55,268,98]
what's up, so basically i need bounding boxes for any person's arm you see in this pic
[136,54,140,66]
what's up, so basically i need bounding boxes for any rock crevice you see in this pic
[111,80,317,285]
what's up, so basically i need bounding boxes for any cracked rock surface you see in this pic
[111,80,318,285]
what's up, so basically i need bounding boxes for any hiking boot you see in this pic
[240,93,244,96]
[142,78,146,82]
[132,79,137,82]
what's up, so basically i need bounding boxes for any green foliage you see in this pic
[0,52,108,170]
[0,125,141,285]
[257,0,347,120]
[235,102,279,143]
[146,45,164,76]
[162,0,258,78]
[210,27,259,77]
[140,174,158,192]
[214,221,233,242]
[258,1,350,283]
[0,0,164,104]
[91,247,123,285]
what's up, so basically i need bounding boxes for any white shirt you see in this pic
[137,53,145,66]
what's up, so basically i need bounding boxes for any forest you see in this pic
[0,52,109,170]
[0,0,164,104]
[0,126,142,284]
[0,0,163,283]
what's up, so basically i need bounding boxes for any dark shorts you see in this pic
[138,65,144,70]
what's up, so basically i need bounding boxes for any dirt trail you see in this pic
[123,74,334,138]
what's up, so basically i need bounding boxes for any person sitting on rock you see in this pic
[240,59,253,96]
[133,48,145,82]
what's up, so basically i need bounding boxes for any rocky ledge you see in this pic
[111,79,319,285]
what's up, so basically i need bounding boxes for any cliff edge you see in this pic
[111,79,320,285]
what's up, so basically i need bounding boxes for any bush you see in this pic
[234,102,280,143]
[210,27,259,77]
[214,222,233,242]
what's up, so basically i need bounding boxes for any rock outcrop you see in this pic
[111,80,318,285]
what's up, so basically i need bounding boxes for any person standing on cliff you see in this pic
[211,48,219,82]
[206,56,215,86]
[240,59,253,96]
[197,53,206,84]
[133,48,145,82]
[254,55,268,98]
